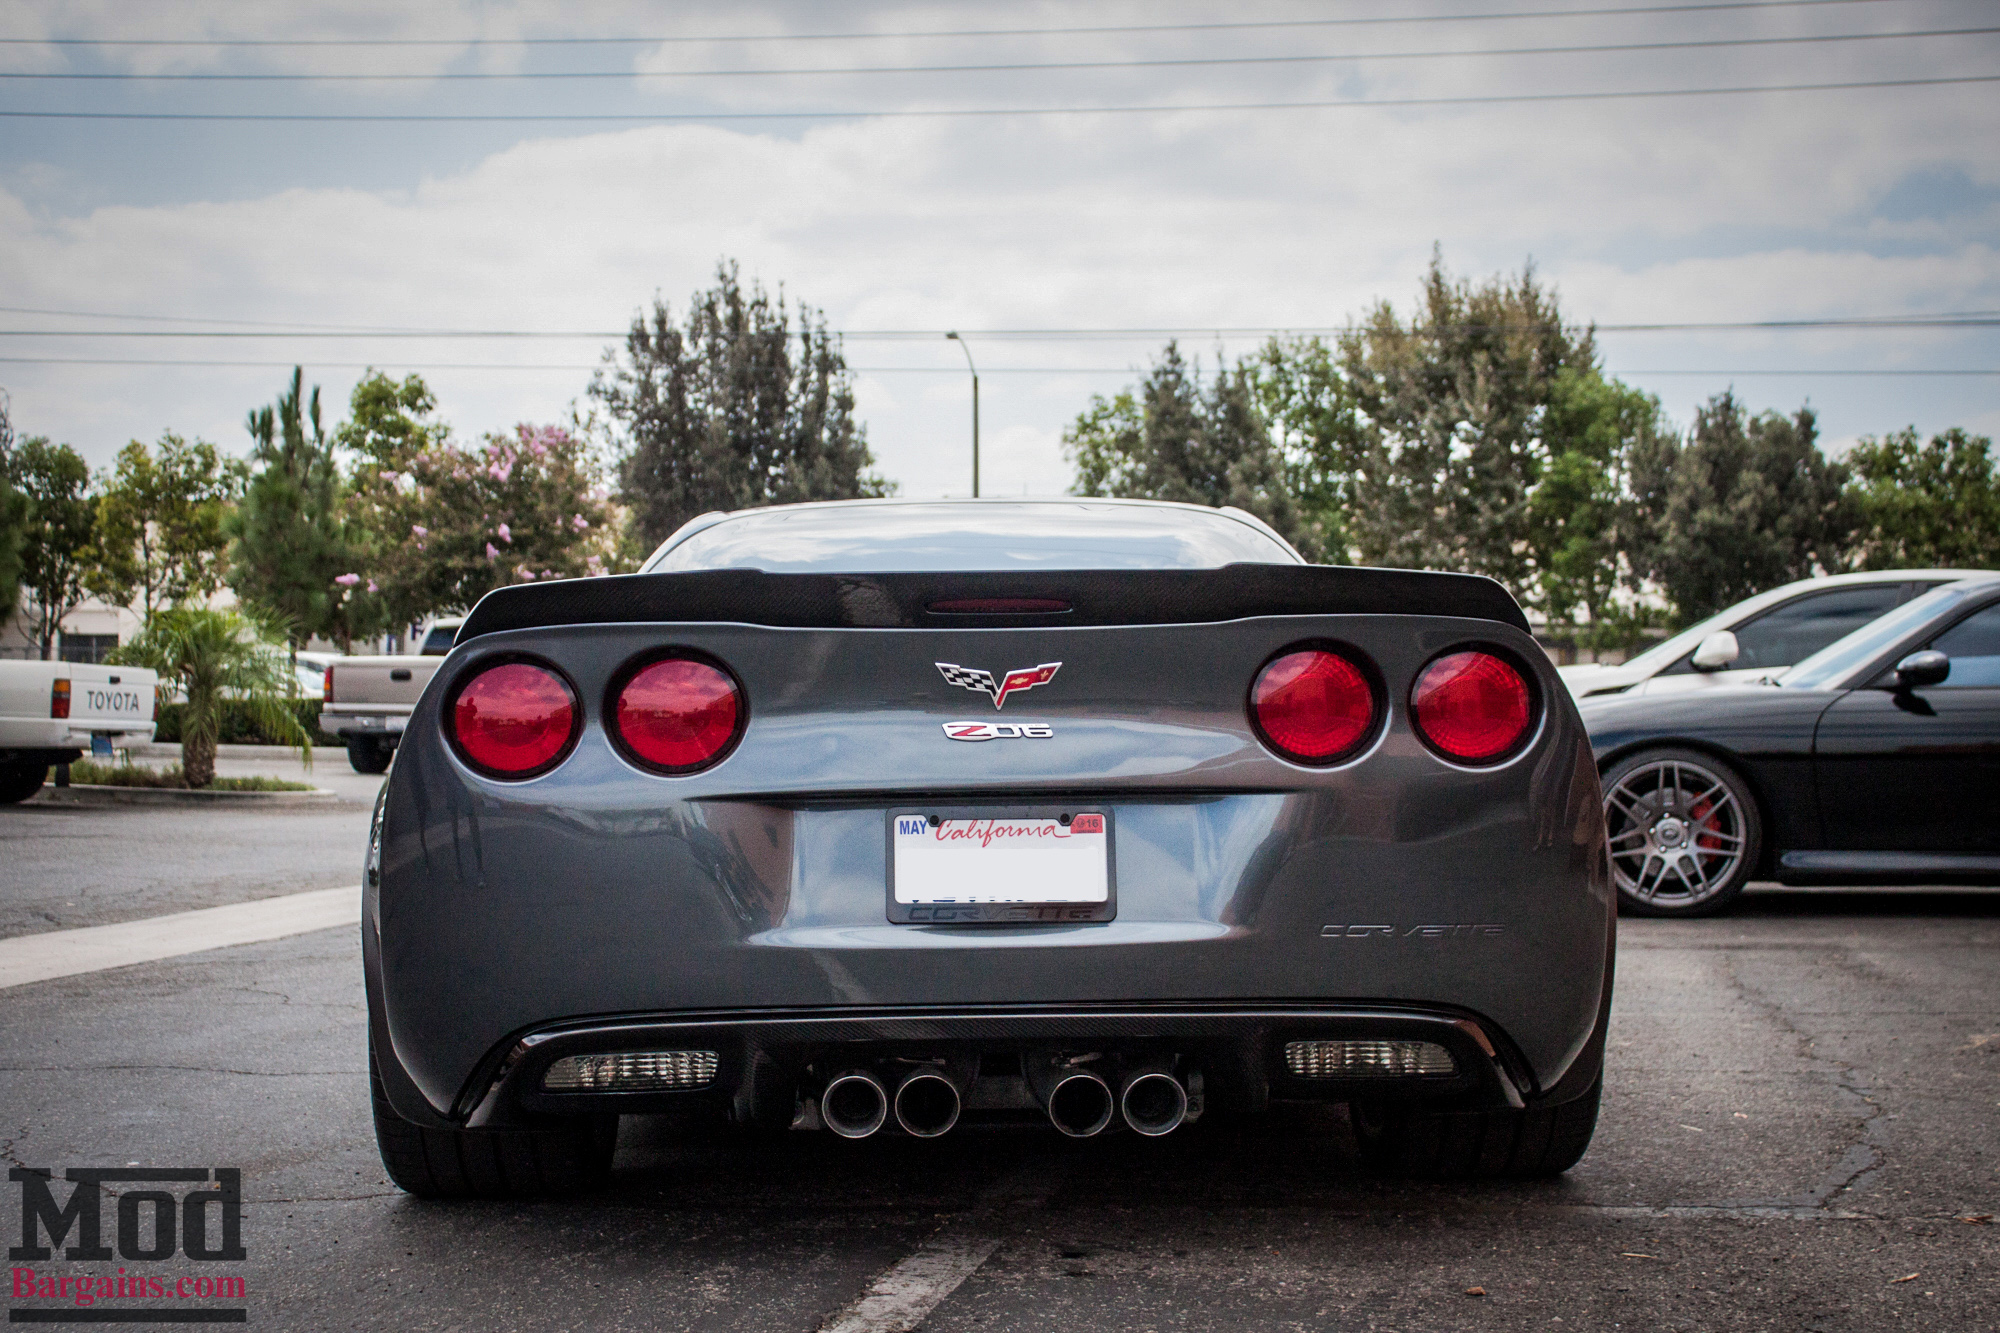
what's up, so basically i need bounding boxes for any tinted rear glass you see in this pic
[1930,602,2000,687]
[647,502,1303,573]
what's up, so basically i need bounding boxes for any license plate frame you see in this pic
[886,806,1117,925]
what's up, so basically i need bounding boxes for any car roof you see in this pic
[642,498,1306,574]
[1612,567,1997,679]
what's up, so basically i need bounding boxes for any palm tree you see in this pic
[110,608,311,788]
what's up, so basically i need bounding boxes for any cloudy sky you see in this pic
[1,0,1995,500]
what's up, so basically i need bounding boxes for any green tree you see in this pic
[591,261,890,549]
[5,435,97,659]
[1065,343,1318,556]
[1334,252,1597,588]
[1250,335,1362,561]
[1527,368,1675,639]
[1626,390,1855,622]
[109,608,309,789]
[332,371,443,468]
[0,394,29,631]
[87,432,237,618]
[227,368,363,652]
[1844,427,2000,569]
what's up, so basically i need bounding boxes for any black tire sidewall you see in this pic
[0,762,48,804]
[1601,746,1763,918]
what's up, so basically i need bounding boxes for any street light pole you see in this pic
[945,331,979,498]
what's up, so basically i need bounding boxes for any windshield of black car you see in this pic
[645,503,1304,572]
[1783,582,1984,690]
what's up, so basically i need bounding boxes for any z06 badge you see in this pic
[943,721,1054,741]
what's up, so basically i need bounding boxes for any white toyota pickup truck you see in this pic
[0,659,160,803]
[321,617,462,773]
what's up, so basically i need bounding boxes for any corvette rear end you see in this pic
[364,501,1612,1196]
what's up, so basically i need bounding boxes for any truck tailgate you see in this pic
[329,658,439,708]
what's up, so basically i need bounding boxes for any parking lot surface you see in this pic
[2,802,1995,1330]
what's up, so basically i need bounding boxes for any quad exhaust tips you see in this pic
[1119,1067,1189,1137]
[893,1068,963,1138]
[821,1070,889,1139]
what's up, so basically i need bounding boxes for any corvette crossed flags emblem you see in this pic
[935,661,1062,709]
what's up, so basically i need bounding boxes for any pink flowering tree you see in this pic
[345,401,616,628]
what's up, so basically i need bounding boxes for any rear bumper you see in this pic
[322,706,409,741]
[388,1001,1583,1132]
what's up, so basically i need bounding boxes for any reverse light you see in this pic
[1249,647,1377,765]
[1410,650,1534,763]
[610,655,743,774]
[50,679,70,720]
[1285,1040,1456,1078]
[542,1050,718,1092]
[446,660,579,778]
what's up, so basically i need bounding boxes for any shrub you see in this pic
[155,698,340,748]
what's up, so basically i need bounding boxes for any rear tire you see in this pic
[347,739,393,774]
[0,762,48,804]
[370,1038,614,1199]
[1353,1075,1601,1180]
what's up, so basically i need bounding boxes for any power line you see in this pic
[5,73,1987,120]
[0,1,1912,49]
[3,316,1997,340]
[2,357,1995,376]
[9,26,1990,80]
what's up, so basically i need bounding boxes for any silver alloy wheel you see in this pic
[1602,756,1749,908]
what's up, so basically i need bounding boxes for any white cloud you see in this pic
[2,0,1996,493]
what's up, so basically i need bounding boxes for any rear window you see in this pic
[1659,584,1906,674]
[646,502,1303,573]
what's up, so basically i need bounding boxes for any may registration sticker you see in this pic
[886,810,1115,924]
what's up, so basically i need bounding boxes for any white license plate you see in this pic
[888,811,1114,924]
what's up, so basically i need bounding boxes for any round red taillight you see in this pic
[611,656,743,773]
[1250,647,1378,765]
[448,661,578,778]
[1410,650,1534,763]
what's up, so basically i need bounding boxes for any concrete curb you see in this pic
[29,784,337,808]
[127,743,347,761]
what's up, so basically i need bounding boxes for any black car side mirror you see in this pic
[1892,650,1949,689]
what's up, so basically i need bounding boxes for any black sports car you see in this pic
[364,499,1613,1196]
[1581,574,2000,916]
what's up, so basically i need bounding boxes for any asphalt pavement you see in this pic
[1,796,1995,1331]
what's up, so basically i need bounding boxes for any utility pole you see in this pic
[946,331,979,497]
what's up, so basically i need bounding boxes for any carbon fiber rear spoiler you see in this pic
[460,564,1529,639]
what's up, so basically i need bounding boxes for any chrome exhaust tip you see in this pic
[1119,1070,1188,1137]
[893,1070,962,1138]
[1045,1071,1116,1138]
[821,1070,889,1139]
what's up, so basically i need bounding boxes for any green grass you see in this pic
[65,759,314,792]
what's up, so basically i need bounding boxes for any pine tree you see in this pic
[1625,390,1855,621]
[227,369,358,651]
[1064,343,1319,557]
[592,262,890,549]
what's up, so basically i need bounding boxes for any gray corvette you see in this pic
[365,499,1613,1196]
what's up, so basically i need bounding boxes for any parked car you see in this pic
[321,618,463,773]
[0,659,159,803]
[366,499,1612,1198]
[1558,569,1993,699]
[1580,575,2000,916]
[293,650,343,701]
